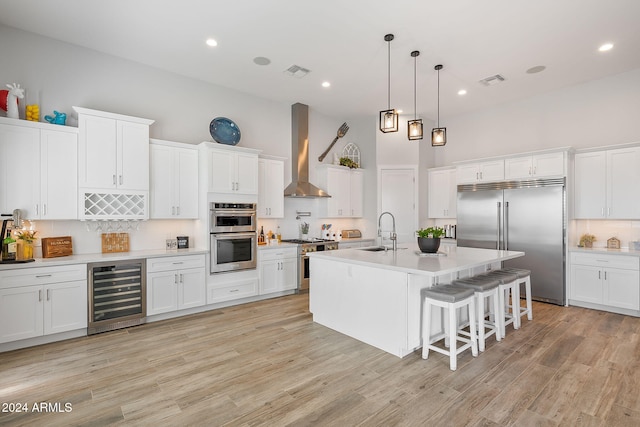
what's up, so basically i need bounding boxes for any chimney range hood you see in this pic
[284,103,330,198]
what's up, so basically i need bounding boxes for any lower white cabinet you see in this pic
[570,252,640,312]
[207,277,259,304]
[146,254,206,316]
[259,247,298,294]
[0,264,87,344]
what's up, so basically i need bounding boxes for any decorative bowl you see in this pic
[209,117,241,145]
[417,237,441,253]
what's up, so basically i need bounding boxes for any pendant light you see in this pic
[379,34,398,133]
[431,64,447,146]
[407,50,423,140]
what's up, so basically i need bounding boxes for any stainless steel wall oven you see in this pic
[210,202,257,274]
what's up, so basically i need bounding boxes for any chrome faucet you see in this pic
[377,211,397,251]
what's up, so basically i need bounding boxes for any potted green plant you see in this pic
[416,227,445,253]
[300,222,310,239]
[579,233,596,248]
[339,157,359,169]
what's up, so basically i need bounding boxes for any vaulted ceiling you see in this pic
[1,0,638,120]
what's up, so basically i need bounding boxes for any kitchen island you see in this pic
[308,244,524,357]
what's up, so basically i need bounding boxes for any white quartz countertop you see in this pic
[258,242,299,250]
[308,244,524,277]
[570,247,640,256]
[0,248,208,270]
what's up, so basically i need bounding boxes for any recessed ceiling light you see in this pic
[206,38,218,47]
[253,57,271,66]
[458,89,467,96]
[598,43,614,52]
[526,65,546,74]
[321,81,331,88]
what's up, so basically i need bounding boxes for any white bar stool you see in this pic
[452,275,502,352]
[500,267,533,323]
[422,284,478,371]
[481,270,520,337]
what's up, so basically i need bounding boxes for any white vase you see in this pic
[301,233,309,240]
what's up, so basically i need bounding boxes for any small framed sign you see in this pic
[607,237,621,249]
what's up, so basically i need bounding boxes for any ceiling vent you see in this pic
[284,65,311,78]
[478,74,505,86]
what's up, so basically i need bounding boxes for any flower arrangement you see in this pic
[579,233,596,248]
[16,230,37,243]
[416,227,445,239]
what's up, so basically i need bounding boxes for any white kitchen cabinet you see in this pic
[574,146,640,219]
[258,247,298,294]
[258,156,285,218]
[338,239,376,249]
[0,264,87,344]
[0,118,78,220]
[150,140,198,219]
[317,165,364,218]
[207,277,259,304]
[208,145,259,195]
[504,151,565,180]
[428,168,457,218]
[146,254,206,316]
[570,252,640,313]
[456,160,504,184]
[75,107,154,191]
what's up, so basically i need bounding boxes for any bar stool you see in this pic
[500,267,533,323]
[481,270,520,337]
[452,275,502,352]
[422,284,478,371]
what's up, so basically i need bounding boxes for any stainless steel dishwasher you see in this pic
[88,259,146,334]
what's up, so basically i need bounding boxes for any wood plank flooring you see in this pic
[2,294,640,426]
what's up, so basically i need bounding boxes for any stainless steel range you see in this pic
[281,239,339,292]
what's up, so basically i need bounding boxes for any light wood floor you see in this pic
[2,294,640,426]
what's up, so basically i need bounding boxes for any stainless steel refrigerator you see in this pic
[456,178,565,305]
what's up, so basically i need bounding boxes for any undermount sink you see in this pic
[359,246,408,252]
[360,246,388,252]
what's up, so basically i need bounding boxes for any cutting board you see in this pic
[101,233,130,253]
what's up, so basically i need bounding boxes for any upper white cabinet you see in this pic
[150,139,198,219]
[207,144,259,195]
[456,160,504,184]
[316,165,364,218]
[258,156,285,218]
[74,107,154,191]
[428,168,456,219]
[0,117,78,220]
[574,146,640,219]
[504,152,565,180]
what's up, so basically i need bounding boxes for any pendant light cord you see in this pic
[436,67,440,127]
[413,54,417,120]
[387,39,391,109]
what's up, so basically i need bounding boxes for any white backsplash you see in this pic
[22,219,200,256]
[573,219,640,248]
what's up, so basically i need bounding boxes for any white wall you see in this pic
[432,68,640,166]
[0,24,379,252]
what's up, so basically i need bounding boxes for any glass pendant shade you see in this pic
[380,109,399,133]
[431,127,447,146]
[408,119,423,140]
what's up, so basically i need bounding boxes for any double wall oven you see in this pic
[209,202,257,274]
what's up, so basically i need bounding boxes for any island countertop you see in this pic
[307,244,524,277]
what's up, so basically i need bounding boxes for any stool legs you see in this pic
[520,275,533,321]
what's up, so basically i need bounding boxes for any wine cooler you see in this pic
[88,259,146,334]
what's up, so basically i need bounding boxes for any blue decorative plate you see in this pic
[210,117,241,145]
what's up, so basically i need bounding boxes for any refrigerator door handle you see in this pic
[505,201,509,250]
[497,202,502,250]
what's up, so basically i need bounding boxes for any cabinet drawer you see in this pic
[207,280,258,304]
[0,264,87,289]
[259,247,298,262]
[571,252,639,270]
[147,254,206,272]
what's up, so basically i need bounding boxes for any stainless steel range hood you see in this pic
[284,103,331,198]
